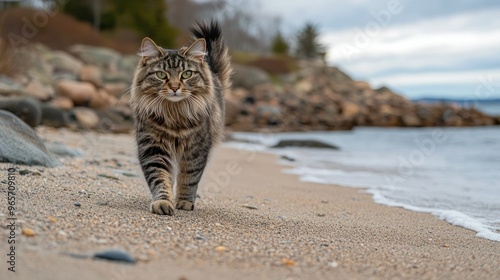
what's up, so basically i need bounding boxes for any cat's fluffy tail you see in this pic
[191,21,232,90]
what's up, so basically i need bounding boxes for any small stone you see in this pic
[19,169,31,175]
[215,246,227,252]
[328,261,338,268]
[97,173,120,181]
[56,80,97,105]
[281,258,296,266]
[146,249,157,258]
[93,249,136,264]
[96,201,108,206]
[280,155,295,162]
[194,233,206,241]
[242,204,258,210]
[50,96,74,110]
[22,228,35,237]
[317,213,326,217]
[121,172,138,178]
[321,200,329,204]
[71,107,100,129]
[48,216,57,223]
[74,202,81,207]
[443,243,450,248]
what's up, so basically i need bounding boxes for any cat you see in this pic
[130,21,232,215]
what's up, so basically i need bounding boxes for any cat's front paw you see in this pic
[150,200,175,215]
[176,200,194,211]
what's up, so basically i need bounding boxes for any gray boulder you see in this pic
[232,64,270,89]
[0,75,24,97]
[41,103,71,128]
[68,45,121,70]
[0,110,60,167]
[0,97,42,127]
[48,50,84,75]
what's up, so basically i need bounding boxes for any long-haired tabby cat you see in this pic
[130,22,231,215]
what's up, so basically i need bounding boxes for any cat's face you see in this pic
[133,38,211,103]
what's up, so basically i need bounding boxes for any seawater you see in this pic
[226,127,500,242]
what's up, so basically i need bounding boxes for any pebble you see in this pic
[281,258,296,266]
[215,246,227,252]
[328,261,338,268]
[280,155,295,162]
[74,202,81,207]
[194,233,206,241]
[97,173,120,181]
[317,213,325,217]
[19,169,41,176]
[48,216,57,223]
[19,169,30,176]
[121,172,138,178]
[242,204,259,210]
[22,228,36,237]
[96,200,108,206]
[93,249,136,264]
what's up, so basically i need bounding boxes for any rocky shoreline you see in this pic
[1,43,498,133]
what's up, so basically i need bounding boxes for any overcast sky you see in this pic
[260,0,500,99]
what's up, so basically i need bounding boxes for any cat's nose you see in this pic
[171,86,179,92]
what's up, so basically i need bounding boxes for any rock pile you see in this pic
[225,61,498,131]
[1,44,497,133]
[0,43,134,132]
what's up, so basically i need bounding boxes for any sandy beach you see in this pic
[1,128,499,280]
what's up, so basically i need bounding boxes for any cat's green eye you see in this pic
[181,70,192,79]
[156,71,168,79]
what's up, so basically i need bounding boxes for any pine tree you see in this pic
[58,0,177,48]
[295,23,326,60]
[271,31,289,55]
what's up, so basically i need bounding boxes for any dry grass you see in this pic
[0,7,139,54]
[0,37,18,76]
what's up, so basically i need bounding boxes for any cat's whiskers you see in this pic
[115,85,141,109]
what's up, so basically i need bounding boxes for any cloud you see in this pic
[321,7,500,98]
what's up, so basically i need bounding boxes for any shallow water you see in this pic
[227,126,500,242]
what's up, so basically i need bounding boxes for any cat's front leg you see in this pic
[176,146,210,211]
[138,145,177,215]
[147,170,175,215]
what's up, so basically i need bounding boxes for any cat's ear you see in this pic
[138,37,165,61]
[182,38,206,62]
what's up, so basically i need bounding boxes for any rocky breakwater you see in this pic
[0,43,134,132]
[225,61,499,131]
[1,44,498,133]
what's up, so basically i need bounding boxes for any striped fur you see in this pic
[130,22,232,215]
